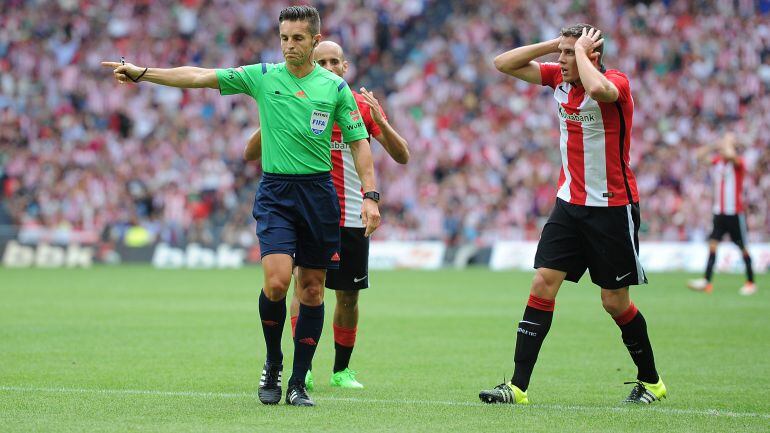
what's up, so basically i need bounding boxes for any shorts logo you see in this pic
[353,276,367,283]
[310,110,330,135]
[615,272,632,281]
[331,252,340,262]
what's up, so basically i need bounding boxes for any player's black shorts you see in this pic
[534,198,648,290]
[252,172,341,270]
[709,214,748,249]
[325,227,370,291]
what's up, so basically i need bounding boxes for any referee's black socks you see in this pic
[613,303,659,384]
[512,295,555,391]
[259,289,286,366]
[291,303,324,386]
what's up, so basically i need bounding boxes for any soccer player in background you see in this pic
[103,6,381,407]
[687,133,756,295]
[480,25,667,405]
[244,40,410,390]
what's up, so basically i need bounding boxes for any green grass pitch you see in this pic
[1,266,768,432]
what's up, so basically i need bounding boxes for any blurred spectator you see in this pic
[1,0,768,247]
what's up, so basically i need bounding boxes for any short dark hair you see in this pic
[279,5,321,36]
[561,23,605,71]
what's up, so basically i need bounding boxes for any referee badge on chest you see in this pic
[310,110,330,135]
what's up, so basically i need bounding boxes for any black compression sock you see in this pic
[511,295,554,391]
[291,303,324,385]
[258,290,286,365]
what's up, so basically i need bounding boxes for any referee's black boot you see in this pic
[286,381,315,407]
[258,362,282,405]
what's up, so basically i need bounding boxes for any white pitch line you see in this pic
[1,385,768,420]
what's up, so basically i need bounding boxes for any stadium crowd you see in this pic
[1,0,769,249]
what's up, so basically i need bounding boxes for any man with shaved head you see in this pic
[245,39,410,391]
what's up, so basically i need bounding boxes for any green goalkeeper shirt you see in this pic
[216,62,368,174]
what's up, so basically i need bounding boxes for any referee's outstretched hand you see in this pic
[101,60,143,84]
[362,199,381,237]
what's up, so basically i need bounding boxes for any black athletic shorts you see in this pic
[534,198,648,290]
[709,214,748,249]
[325,227,370,291]
[252,172,341,270]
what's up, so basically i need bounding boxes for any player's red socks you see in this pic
[332,324,357,373]
[512,295,555,391]
[290,315,298,337]
[291,303,324,386]
[612,302,638,326]
[613,303,659,383]
[258,289,286,366]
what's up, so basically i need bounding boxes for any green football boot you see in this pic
[624,378,667,403]
[329,368,364,389]
[479,382,529,405]
[305,370,314,391]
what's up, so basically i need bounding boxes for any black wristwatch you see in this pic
[363,191,380,203]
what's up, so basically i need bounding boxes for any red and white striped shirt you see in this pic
[540,63,640,207]
[711,156,745,215]
[330,90,385,227]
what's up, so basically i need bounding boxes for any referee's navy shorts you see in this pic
[253,172,341,270]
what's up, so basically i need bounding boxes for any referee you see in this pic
[102,6,380,407]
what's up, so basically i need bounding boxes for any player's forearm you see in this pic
[695,144,715,162]
[244,129,262,161]
[140,67,219,89]
[375,122,410,164]
[349,139,377,192]
[493,38,559,74]
[575,51,616,102]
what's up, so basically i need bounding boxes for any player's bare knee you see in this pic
[263,270,291,298]
[530,271,558,298]
[600,290,629,316]
[263,284,288,302]
[336,291,359,310]
[298,285,324,306]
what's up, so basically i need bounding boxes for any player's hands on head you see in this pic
[720,132,737,157]
[361,199,381,237]
[101,60,143,84]
[549,37,562,53]
[359,87,385,124]
[575,27,603,61]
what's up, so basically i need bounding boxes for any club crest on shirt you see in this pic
[310,110,330,135]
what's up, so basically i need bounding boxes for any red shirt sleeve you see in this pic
[354,91,382,138]
[539,62,561,88]
[605,70,631,103]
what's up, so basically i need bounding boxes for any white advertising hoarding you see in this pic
[491,241,770,273]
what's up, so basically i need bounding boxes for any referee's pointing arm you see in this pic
[101,60,219,89]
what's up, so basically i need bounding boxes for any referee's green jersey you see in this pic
[216,63,368,174]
